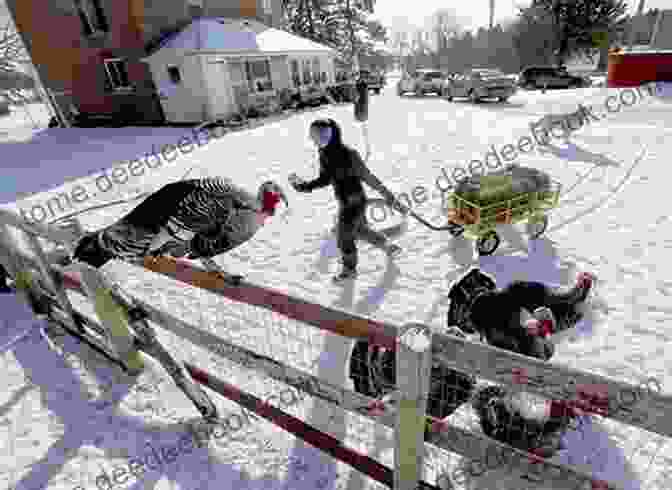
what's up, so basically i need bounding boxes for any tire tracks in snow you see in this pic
[398,147,643,287]
[547,146,647,233]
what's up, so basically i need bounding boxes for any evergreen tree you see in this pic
[525,0,628,65]
[280,0,386,67]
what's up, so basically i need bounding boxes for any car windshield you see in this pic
[419,71,442,79]
[528,67,564,75]
[472,69,504,77]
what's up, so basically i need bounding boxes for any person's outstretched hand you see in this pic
[288,173,305,192]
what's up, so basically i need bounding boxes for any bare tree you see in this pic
[428,8,463,69]
[527,0,628,65]
[0,20,36,104]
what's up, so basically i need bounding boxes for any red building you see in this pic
[7,0,283,125]
[608,10,672,88]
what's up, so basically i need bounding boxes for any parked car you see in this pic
[442,68,517,103]
[518,66,590,90]
[358,69,385,94]
[397,69,445,96]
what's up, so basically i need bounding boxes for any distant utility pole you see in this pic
[489,0,495,30]
[346,0,357,73]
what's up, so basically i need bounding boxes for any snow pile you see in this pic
[0,85,671,490]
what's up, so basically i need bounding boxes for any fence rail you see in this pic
[0,206,670,490]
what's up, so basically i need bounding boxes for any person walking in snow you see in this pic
[289,118,406,282]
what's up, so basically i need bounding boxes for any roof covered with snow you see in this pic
[145,18,335,58]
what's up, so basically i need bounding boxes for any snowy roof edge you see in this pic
[144,48,336,59]
[143,18,336,60]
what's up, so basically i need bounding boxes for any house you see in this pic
[6,0,284,125]
[142,18,336,123]
[651,10,672,50]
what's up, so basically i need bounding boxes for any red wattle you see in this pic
[262,192,281,214]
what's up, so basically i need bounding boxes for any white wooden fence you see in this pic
[0,206,670,490]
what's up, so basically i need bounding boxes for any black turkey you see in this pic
[349,327,477,438]
[72,178,288,284]
[446,268,594,360]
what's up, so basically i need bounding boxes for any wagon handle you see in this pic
[407,209,464,232]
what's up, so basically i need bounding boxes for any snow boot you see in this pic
[333,267,357,283]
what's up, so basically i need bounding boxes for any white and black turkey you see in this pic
[72,177,288,284]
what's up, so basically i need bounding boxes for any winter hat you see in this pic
[309,119,337,148]
[318,126,333,146]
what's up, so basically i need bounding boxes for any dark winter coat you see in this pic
[295,119,395,207]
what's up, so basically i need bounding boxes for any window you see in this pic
[290,60,300,87]
[312,58,320,84]
[74,0,108,36]
[228,61,248,101]
[245,59,273,92]
[262,0,272,14]
[321,72,327,83]
[302,59,311,85]
[167,65,181,84]
[103,59,131,90]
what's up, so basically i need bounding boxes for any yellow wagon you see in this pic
[410,165,561,255]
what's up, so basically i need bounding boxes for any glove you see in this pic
[289,173,307,192]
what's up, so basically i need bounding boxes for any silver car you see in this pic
[442,68,517,103]
[397,69,445,96]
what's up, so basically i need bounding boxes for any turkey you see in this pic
[72,178,288,284]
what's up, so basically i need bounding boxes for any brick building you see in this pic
[6,0,283,125]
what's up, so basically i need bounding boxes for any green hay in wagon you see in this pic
[449,165,553,224]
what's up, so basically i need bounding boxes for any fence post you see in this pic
[395,323,433,490]
[75,263,145,374]
[22,231,79,326]
[0,225,45,313]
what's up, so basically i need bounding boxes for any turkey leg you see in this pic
[200,257,243,285]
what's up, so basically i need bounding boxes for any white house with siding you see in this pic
[142,17,336,123]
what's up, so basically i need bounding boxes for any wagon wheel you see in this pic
[448,222,464,237]
[526,215,548,239]
[476,231,500,255]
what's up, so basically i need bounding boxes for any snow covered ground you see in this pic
[1,82,672,490]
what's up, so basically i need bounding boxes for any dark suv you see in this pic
[518,66,589,90]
